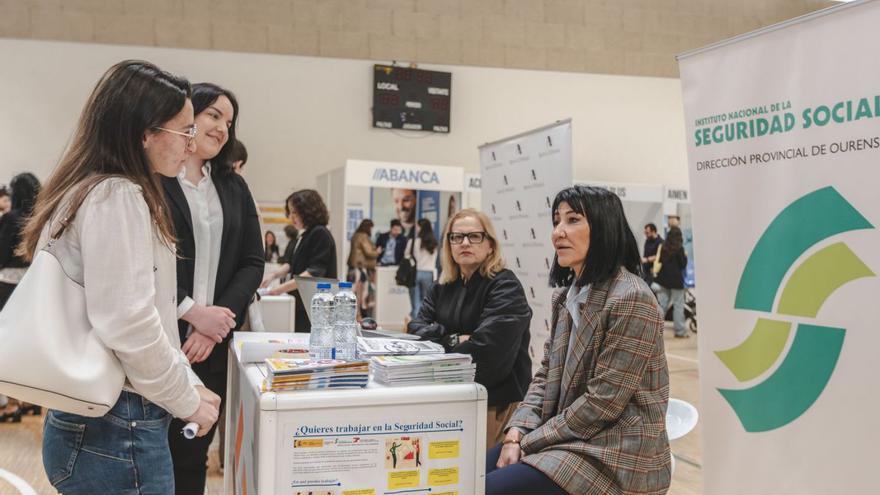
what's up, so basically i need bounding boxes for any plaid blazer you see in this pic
[507,267,671,495]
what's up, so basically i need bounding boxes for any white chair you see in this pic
[666,398,698,475]
[253,294,296,332]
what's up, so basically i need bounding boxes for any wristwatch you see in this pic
[444,333,460,349]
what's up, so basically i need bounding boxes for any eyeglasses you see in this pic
[154,124,198,147]
[448,231,488,245]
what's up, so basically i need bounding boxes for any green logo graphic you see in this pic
[717,187,874,432]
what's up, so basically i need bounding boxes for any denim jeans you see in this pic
[653,283,686,336]
[42,391,174,494]
[409,270,435,318]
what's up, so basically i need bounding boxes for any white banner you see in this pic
[479,121,573,369]
[679,2,880,493]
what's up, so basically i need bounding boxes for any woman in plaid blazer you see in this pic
[487,186,671,495]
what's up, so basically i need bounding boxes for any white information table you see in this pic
[375,266,412,331]
[225,332,487,495]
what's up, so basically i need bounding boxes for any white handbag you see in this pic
[0,243,125,417]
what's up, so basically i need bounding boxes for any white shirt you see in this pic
[565,283,591,362]
[405,238,438,279]
[176,163,224,322]
[38,178,201,419]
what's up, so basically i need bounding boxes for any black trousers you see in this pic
[0,282,16,310]
[168,361,226,495]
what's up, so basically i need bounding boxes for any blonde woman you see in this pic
[408,209,531,447]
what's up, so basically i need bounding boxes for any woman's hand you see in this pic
[182,332,216,363]
[184,386,221,437]
[496,429,524,468]
[183,304,235,343]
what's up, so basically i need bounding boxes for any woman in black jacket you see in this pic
[265,189,337,332]
[653,226,688,337]
[0,172,41,422]
[0,172,40,308]
[409,209,532,448]
[161,83,264,494]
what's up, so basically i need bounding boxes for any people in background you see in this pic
[666,214,680,230]
[0,187,10,218]
[347,219,379,317]
[162,82,264,495]
[20,60,219,493]
[391,187,416,234]
[229,139,248,176]
[489,185,670,495]
[405,218,438,318]
[653,226,688,338]
[264,189,337,332]
[278,224,299,266]
[409,209,531,448]
[377,219,407,266]
[0,172,41,423]
[264,230,279,262]
[641,222,663,285]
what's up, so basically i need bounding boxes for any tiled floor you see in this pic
[0,326,701,494]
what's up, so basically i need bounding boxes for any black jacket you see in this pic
[409,269,532,408]
[0,210,29,271]
[655,247,687,289]
[288,225,337,333]
[162,172,265,373]
[375,231,408,266]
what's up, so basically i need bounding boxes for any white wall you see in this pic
[0,39,689,203]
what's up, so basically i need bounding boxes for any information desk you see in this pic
[225,333,488,495]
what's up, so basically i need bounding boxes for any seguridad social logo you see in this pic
[716,187,874,432]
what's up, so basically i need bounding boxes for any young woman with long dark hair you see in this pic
[405,217,439,318]
[161,82,264,494]
[20,60,220,494]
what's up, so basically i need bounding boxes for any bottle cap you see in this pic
[316,282,332,289]
[338,282,353,289]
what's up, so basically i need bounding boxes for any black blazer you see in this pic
[375,231,408,266]
[0,210,29,271]
[289,225,337,333]
[409,269,533,408]
[162,172,265,373]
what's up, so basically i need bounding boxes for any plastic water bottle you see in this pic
[333,282,359,361]
[309,283,335,360]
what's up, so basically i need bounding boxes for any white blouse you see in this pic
[405,237,438,279]
[175,163,223,322]
[38,178,201,419]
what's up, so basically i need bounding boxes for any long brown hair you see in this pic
[19,60,190,259]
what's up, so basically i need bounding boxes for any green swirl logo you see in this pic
[717,187,874,432]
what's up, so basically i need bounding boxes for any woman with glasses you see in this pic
[409,209,532,448]
[161,83,264,494]
[487,186,670,495]
[21,60,220,494]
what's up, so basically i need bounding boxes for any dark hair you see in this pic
[10,173,41,216]
[286,189,329,229]
[0,187,9,199]
[549,185,641,287]
[660,226,684,261]
[229,139,248,167]
[192,83,239,175]
[417,218,437,254]
[355,219,374,235]
[283,224,298,239]
[21,60,189,259]
[389,219,402,229]
[645,223,657,233]
[264,230,276,245]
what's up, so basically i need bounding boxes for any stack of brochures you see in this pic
[357,337,445,357]
[370,353,476,386]
[262,358,369,392]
